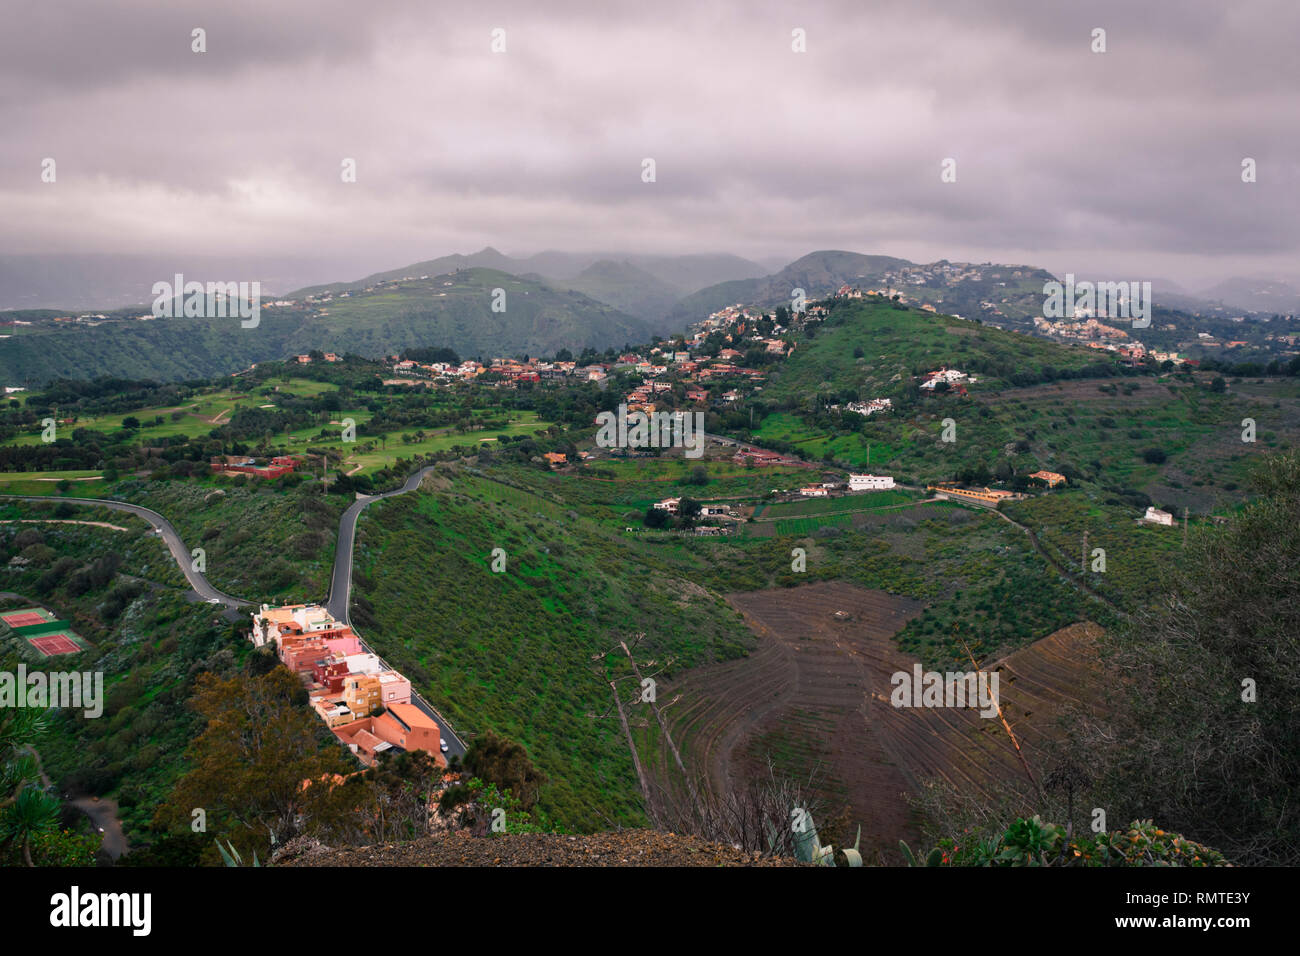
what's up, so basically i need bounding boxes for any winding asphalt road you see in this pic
[326,465,439,624]
[0,495,245,609]
[4,474,469,761]
[324,465,468,760]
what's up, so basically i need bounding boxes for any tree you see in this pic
[1076,452,1300,864]
[456,733,546,811]
[0,788,61,866]
[1210,376,1226,393]
[158,667,352,855]
[677,497,702,528]
[121,416,140,430]
[643,506,668,529]
[0,709,62,866]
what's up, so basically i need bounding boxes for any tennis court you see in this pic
[1,608,55,628]
[28,632,83,657]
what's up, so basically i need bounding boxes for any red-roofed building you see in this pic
[333,703,446,768]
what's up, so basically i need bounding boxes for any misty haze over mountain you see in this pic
[3,0,1297,312]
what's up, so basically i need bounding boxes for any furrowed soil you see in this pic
[646,580,1104,864]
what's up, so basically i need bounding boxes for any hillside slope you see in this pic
[0,268,653,384]
[561,259,685,325]
[761,297,1112,404]
[667,250,913,322]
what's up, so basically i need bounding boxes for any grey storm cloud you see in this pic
[2,0,1297,289]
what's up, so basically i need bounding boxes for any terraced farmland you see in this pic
[639,580,1106,863]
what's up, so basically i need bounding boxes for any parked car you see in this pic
[439,738,449,753]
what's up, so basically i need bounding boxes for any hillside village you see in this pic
[249,603,449,769]
[283,287,1197,533]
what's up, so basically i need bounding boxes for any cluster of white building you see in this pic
[919,367,976,390]
[832,398,893,416]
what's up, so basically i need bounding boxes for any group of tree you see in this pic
[148,663,550,864]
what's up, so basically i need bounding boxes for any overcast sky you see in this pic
[4,0,1298,291]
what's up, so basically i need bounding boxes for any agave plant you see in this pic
[216,839,260,867]
[899,839,943,867]
[792,812,863,867]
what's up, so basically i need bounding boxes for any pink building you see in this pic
[325,634,362,657]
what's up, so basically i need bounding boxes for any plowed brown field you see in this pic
[647,581,1104,862]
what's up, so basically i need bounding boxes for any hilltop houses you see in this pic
[332,705,443,767]
[832,397,892,417]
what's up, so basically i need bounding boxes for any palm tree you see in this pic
[1,709,59,866]
[1,786,62,866]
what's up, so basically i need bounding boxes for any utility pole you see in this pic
[1182,508,1189,549]
[1082,530,1088,573]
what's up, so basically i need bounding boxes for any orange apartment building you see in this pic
[343,675,383,718]
[334,703,447,768]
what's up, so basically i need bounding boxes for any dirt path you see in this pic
[26,748,131,860]
[71,796,130,859]
[0,519,130,531]
[988,509,1128,616]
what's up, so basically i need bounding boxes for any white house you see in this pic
[844,398,892,416]
[849,474,896,491]
[1142,506,1174,526]
[653,498,681,514]
[919,368,975,390]
[799,486,829,497]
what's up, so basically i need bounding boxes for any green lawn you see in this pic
[0,470,106,495]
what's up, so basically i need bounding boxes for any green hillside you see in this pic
[763,298,1111,401]
[737,298,1299,512]
[349,471,757,829]
[667,250,913,322]
[284,268,654,359]
[561,260,684,325]
[0,268,653,385]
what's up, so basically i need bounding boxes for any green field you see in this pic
[0,471,107,495]
[758,489,919,517]
[7,378,343,447]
